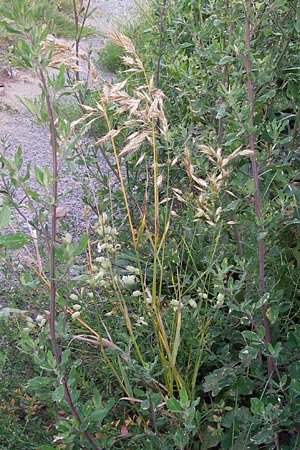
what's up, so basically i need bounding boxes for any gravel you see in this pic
[0,0,142,300]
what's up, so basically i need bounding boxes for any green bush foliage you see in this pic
[97,41,125,73]
[0,0,300,449]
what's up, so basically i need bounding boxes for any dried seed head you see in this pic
[41,35,85,71]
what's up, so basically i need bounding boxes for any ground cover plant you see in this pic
[0,0,300,449]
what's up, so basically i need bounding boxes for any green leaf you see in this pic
[39,446,56,450]
[295,4,300,32]
[54,244,64,260]
[235,377,253,395]
[251,427,273,445]
[200,430,222,450]
[34,166,45,186]
[27,376,50,390]
[266,341,282,358]
[242,330,262,342]
[47,350,56,369]
[179,387,189,407]
[52,385,65,402]
[166,397,182,413]
[89,397,115,422]
[20,97,39,115]
[0,232,30,248]
[14,146,23,170]
[239,346,258,362]
[74,234,88,256]
[17,38,32,57]
[257,89,276,102]
[250,397,264,416]
[61,348,71,367]
[174,429,189,448]
[90,402,114,422]
[0,205,12,229]
[266,306,279,324]
[257,231,267,241]
[27,188,41,201]
[0,20,21,34]
[203,367,237,396]
[223,200,240,212]
[0,7,13,20]
[179,42,194,48]
[219,55,233,65]
[216,102,227,119]
[287,81,300,100]
[140,399,150,410]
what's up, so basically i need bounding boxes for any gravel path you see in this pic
[0,0,139,226]
[0,0,141,301]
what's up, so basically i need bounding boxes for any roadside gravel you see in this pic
[0,0,139,228]
[0,0,141,300]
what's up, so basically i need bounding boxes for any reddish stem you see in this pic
[244,5,273,378]
[38,62,101,450]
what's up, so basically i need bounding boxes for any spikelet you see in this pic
[41,35,85,72]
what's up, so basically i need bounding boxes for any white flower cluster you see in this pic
[216,293,225,308]
[70,293,82,319]
[23,313,47,333]
[135,316,148,327]
[122,274,136,286]
[89,214,122,287]
[95,213,119,252]
[198,289,226,308]
[92,214,143,293]
[197,291,208,300]
[170,295,198,312]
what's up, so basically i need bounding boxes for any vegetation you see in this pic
[97,41,125,73]
[0,0,300,449]
[0,0,94,74]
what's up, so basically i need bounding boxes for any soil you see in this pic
[0,0,141,304]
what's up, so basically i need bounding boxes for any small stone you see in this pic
[56,206,67,218]
[0,84,5,97]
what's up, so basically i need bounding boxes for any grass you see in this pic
[33,0,95,39]
[0,314,55,449]
[97,42,125,73]
[97,3,152,74]
[56,90,111,138]
[0,0,95,40]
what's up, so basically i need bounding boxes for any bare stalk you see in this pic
[38,64,101,450]
[244,3,273,378]
[38,66,61,365]
[72,0,91,82]
[155,0,167,89]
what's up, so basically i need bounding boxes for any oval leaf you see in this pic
[0,232,30,248]
[0,205,12,229]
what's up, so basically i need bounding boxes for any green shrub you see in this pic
[1,0,300,449]
[97,41,125,73]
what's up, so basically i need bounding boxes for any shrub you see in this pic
[0,0,300,449]
[97,41,125,73]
